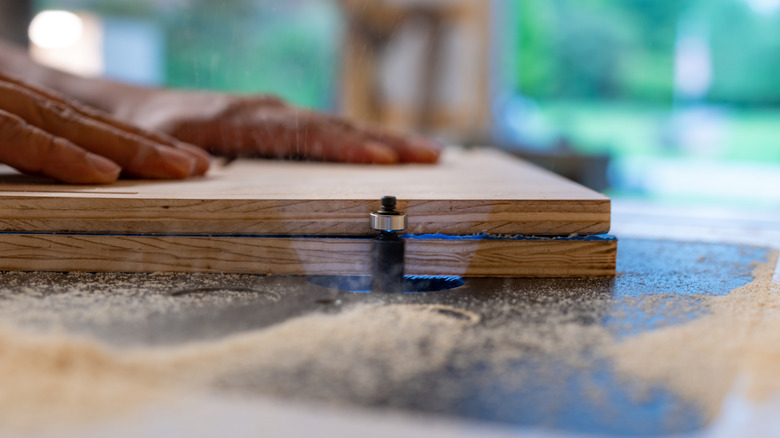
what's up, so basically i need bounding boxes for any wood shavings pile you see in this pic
[606,251,780,420]
[0,327,168,432]
[0,304,476,434]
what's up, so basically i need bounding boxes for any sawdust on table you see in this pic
[0,303,479,434]
[0,251,777,434]
[605,250,780,420]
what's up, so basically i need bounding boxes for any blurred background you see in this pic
[1,0,779,208]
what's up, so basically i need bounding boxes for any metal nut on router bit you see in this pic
[369,196,408,232]
[370,213,408,232]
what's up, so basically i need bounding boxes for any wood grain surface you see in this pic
[0,148,610,236]
[0,233,617,277]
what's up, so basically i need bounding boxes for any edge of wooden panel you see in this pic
[0,233,616,278]
[0,197,611,236]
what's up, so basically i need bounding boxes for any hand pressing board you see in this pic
[0,147,610,237]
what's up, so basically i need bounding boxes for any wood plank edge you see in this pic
[0,234,617,278]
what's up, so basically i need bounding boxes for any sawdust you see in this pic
[0,274,622,433]
[0,249,777,434]
[155,304,481,395]
[0,303,478,434]
[0,327,169,432]
[0,271,283,328]
[606,251,780,420]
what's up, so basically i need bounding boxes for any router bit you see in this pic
[369,196,407,293]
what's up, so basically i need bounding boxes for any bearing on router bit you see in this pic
[369,196,408,233]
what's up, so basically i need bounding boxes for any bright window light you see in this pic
[744,0,780,15]
[28,10,84,49]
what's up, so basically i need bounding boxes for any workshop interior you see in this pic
[0,0,779,437]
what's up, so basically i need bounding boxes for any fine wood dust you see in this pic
[0,327,169,432]
[0,304,477,434]
[0,251,777,434]
[605,250,780,420]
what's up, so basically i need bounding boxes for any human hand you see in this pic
[114,90,443,164]
[0,74,210,184]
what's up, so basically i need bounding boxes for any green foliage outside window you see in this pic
[515,0,780,106]
[34,0,341,109]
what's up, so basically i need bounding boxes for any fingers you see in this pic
[0,109,120,184]
[169,113,400,164]
[360,128,443,163]
[0,71,210,175]
[319,115,442,163]
[0,77,209,179]
[0,81,191,179]
[286,111,442,164]
[170,103,441,165]
[306,134,400,164]
[172,142,211,175]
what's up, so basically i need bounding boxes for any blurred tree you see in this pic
[514,0,780,107]
[692,0,780,105]
[33,0,341,108]
[514,0,556,98]
[33,0,780,108]
[516,0,639,100]
[36,0,160,17]
[162,0,341,108]
[618,0,690,102]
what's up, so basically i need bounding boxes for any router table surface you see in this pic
[0,235,773,437]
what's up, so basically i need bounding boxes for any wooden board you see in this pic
[0,148,610,236]
[0,233,616,277]
[0,147,615,277]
